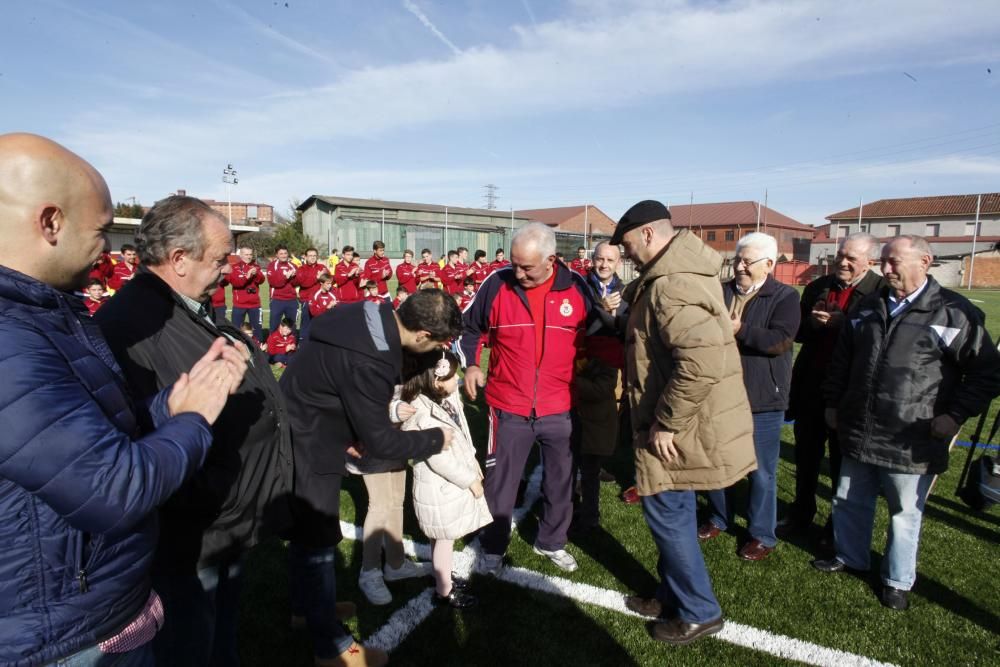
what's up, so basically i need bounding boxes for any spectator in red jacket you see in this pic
[267,245,299,333]
[229,245,266,342]
[363,241,393,298]
[472,250,490,287]
[362,280,385,304]
[83,279,107,316]
[107,244,138,292]
[88,251,114,290]
[441,251,464,295]
[395,249,417,293]
[294,247,328,342]
[392,286,409,309]
[267,318,297,366]
[309,274,339,318]
[489,248,511,274]
[211,276,228,323]
[415,248,440,289]
[455,247,476,284]
[569,246,592,276]
[334,245,363,303]
[459,223,594,576]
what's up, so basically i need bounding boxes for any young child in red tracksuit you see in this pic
[363,281,385,304]
[392,286,409,310]
[266,318,297,366]
[83,280,107,316]
[240,322,265,351]
[309,275,339,317]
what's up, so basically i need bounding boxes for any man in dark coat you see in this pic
[97,195,293,666]
[815,235,1000,611]
[0,133,244,666]
[700,233,800,562]
[778,232,884,540]
[279,288,462,667]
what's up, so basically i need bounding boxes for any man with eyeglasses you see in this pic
[698,233,800,562]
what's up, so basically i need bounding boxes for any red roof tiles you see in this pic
[669,201,814,232]
[827,193,1000,220]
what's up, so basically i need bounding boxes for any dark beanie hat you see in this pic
[610,200,671,245]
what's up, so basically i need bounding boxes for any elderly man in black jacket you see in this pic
[279,288,461,667]
[778,232,884,541]
[698,233,800,561]
[814,235,1000,611]
[97,196,294,666]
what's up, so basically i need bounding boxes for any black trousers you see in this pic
[790,400,842,523]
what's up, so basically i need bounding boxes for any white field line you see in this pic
[347,463,896,667]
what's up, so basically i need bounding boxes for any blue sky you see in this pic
[3,0,998,225]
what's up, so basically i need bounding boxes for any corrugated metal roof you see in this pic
[827,193,1000,220]
[669,201,814,232]
[298,195,531,220]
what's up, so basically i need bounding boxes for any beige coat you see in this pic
[623,230,756,495]
[402,392,493,540]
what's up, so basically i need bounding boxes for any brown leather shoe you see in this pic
[315,642,389,667]
[697,522,722,541]
[738,539,774,561]
[624,595,662,618]
[649,616,724,645]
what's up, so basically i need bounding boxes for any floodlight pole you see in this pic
[222,164,238,227]
[968,194,982,289]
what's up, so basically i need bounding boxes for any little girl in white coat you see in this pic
[400,350,492,608]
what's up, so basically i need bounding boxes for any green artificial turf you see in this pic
[237,286,1000,666]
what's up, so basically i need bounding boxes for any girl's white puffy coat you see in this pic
[403,392,492,540]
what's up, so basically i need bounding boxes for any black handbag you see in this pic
[956,406,1000,511]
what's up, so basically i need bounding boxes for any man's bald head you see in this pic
[0,133,113,290]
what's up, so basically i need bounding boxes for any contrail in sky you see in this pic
[402,0,461,56]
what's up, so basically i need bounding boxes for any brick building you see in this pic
[669,201,815,261]
[515,205,616,256]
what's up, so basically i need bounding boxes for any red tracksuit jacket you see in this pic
[472,261,490,286]
[458,263,593,418]
[89,253,114,288]
[363,256,393,295]
[211,280,228,309]
[267,260,298,301]
[229,261,265,308]
[84,296,107,316]
[334,262,363,303]
[569,258,592,275]
[309,289,339,317]
[395,261,417,293]
[440,264,465,295]
[488,259,511,274]
[415,261,440,289]
[294,262,328,304]
[107,261,136,292]
[267,330,297,356]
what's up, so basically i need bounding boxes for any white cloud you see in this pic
[402,0,462,56]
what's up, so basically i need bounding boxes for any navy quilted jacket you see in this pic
[0,266,213,666]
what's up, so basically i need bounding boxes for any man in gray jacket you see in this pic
[815,235,1000,611]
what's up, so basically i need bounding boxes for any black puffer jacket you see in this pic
[823,276,1000,474]
[96,270,294,572]
[723,275,801,413]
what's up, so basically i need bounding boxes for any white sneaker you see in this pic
[477,552,504,576]
[533,545,579,572]
[383,559,433,581]
[358,568,392,605]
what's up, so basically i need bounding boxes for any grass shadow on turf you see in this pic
[925,493,1000,529]
[570,525,660,595]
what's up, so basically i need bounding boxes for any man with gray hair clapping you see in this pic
[699,233,800,562]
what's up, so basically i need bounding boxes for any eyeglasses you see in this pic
[735,256,770,268]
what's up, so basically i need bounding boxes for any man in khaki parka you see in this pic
[614,200,756,646]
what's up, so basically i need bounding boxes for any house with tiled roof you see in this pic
[812,193,1000,287]
[516,205,616,255]
[669,201,815,261]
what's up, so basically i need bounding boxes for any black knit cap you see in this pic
[610,200,671,245]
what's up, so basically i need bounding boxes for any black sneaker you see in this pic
[451,574,470,591]
[433,590,478,609]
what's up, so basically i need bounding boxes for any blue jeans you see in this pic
[641,490,722,624]
[832,456,934,590]
[151,560,243,667]
[54,642,154,667]
[706,410,783,547]
[269,299,298,333]
[231,306,263,343]
[299,302,313,342]
[288,544,355,660]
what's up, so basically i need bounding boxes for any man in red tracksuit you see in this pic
[471,250,490,288]
[440,251,464,295]
[415,248,440,290]
[489,248,510,274]
[334,245,363,303]
[363,241,393,299]
[107,244,138,292]
[459,223,594,575]
[88,251,114,290]
[395,249,417,294]
[308,274,339,319]
[294,247,328,342]
[229,246,266,342]
[455,247,476,286]
[267,245,299,333]
[569,246,592,276]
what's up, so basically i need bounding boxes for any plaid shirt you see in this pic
[97,591,164,653]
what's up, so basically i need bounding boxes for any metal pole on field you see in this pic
[510,207,514,254]
[755,201,761,232]
[857,196,864,232]
[381,209,385,243]
[584,204,589,251]
[762,189,768,232]
[222,164,238,227]
[444,206,449,252]
[968,194,982,289]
